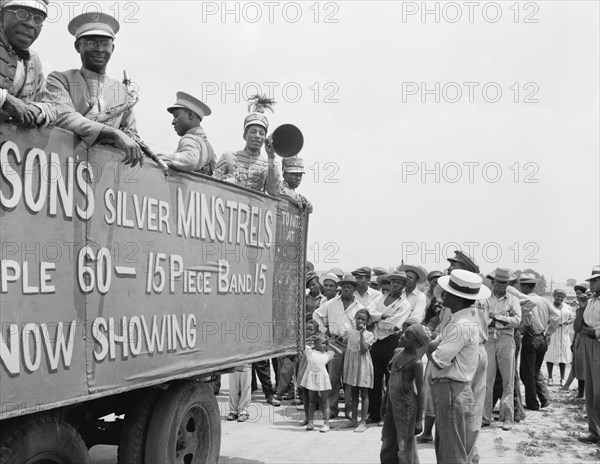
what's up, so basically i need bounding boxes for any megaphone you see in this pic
[271,124,304,158]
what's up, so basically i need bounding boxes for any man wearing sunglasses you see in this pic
[0,0,55,128]
[45,12,143,167]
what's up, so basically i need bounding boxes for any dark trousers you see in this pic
[252,360,276,398]
[520,332,550,409]
[369,334,399,422]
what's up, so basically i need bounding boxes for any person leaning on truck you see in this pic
[157,91,217,174]
[0,0,55,128]
[43,12,143,167]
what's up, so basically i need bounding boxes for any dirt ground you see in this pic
[90,373,599,464]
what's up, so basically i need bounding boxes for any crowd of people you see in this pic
[1,1,312,212]
[235,257,600,464]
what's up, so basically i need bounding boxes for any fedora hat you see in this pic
[574,282,589,293]
[427,270,443,282]
[585,265,600,282]
[487,268,517,283]
[339,274,358,287]
[168,91,211,119]
[305,271,319,288]
[438,270,491,301]
[519,272,538,284]
[447,250,480,274]
[387,271,410,282]
[396,264,426,284]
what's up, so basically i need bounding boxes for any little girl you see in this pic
[343,308,375,432]
[299,332,341,432]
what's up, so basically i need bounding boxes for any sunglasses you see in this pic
[5,8,45,26]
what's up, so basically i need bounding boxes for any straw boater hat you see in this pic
[68,12,120,39]
[396,264,426,284]
[487,268,517,283]
[244,94,274,131]
[167,92,211,120]
[585,265,600,282]
[437,270,491,300]
[519,272,538,284]
[339,275,358,287]
[1,0,48,13]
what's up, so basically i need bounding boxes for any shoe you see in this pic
[524,405,539,411]
[328,412,339,420]
[378,420,384,427]
[226,413,238,421]
[540,400,550,409]
[306,421,315,431]
[354,423,367,433]
[366,417,380,424]
[577,434,599,445]
[481,421,491,427]
[548,379,554,386]
[417,435,433,443]
[300,419,309,426]
[266,396,281,407]
[502,421,513,431]
[320,423,330,433]
[237,413,249,422]
[290,398,303,406]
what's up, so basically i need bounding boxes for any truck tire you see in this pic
[0,415,89,464]
[117,388,160,464]
[144,381,221,464]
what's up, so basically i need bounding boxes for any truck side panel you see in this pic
[0,126,304,419]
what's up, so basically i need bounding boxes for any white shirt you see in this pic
[431,306,480,382]
[312,295,363,339]
[367,294,411,340]
[354,287,382,308]
[583,296,600,340]
[403,287,427,325]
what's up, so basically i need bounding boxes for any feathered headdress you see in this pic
[244,94,276,131]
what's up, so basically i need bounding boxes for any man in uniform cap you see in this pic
[447,250,480,274]
[352,266,381,307]
[213,94,278,194]
[44,12,142,166]
[313,274,364,418]
[397,264,427,326]
[366,272,411,425]
[1,0,55,127]
[269,156,313,213]
[157,92,216,174]
[577,266,600,444]
[517,272,560,411]
[426,270,491,464]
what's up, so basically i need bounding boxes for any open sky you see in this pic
[33,1,599,284]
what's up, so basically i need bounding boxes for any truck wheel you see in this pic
[0,415,89,464]
[117,388,160,464]
[144,381,221,464]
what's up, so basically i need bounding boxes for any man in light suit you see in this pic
[45,12,142,166]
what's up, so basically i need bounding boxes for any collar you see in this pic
[185,126,206,137]
[81,67,106,80]
[449,305,476,321]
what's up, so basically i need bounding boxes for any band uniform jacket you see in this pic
[44,67,137,147]
[160,126,216,174]
[0,32,56,123]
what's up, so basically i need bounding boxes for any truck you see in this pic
[0,124,307,464]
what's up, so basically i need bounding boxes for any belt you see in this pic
[430,377,468,384]
[523,328,545,336]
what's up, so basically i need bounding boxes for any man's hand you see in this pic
[414,420,423,436]
[545,334,551,345]
[3,95,37,128]
[265,136,276,159]
[101,128,144,167]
